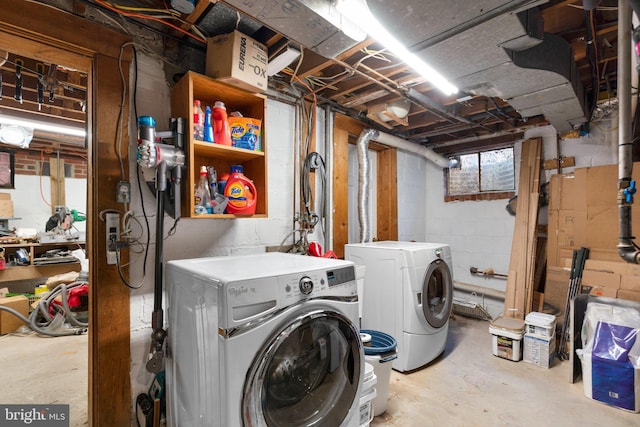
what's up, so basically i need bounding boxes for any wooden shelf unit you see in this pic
[0,241,84,282]
[171,71,268,219]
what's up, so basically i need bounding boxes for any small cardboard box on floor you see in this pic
[206,30,268,93]
[0,295,28,334]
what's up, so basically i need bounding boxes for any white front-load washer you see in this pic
[165,253,364,427]
[345,241,453,372]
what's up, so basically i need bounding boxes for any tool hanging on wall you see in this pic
[36,63,44,111]
[14,58,23,104]
[0,49,6,100]
[48,63,57,103]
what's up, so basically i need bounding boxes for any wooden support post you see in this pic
[49,157,65,212]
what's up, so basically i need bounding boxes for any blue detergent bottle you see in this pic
[203,106,214,143]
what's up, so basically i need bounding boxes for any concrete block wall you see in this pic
[397,150,428,241]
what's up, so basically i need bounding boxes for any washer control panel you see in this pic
[281,265,356,300]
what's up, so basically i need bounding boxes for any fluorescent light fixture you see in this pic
[0,115,86,137]
[0,124,33,148]
[336,0,458,96]
[268,44,302,76]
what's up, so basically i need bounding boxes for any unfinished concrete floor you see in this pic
[370,316,638,427]
[1,316,639,427]
[0,332,88,426]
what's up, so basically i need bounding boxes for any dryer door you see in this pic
[421,259,453,329]
[242,309,362,427]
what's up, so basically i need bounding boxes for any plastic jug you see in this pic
[213,101,232,146]
[224,165,257,214]
[203,106,214,143]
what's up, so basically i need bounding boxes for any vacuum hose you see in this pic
[0,279,88,337]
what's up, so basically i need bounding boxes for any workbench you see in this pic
[0,240,85,283]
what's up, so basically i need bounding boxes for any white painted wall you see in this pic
[6,175,86,238]
[397,150,428,241]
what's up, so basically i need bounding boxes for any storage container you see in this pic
[489,316,524,361]
[525,311,557,338]
[361,329,397,416]
[523,333,556,368]
[358,362,377,427]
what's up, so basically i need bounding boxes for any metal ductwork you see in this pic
[221,0,366,58]
[366,0,587,133]
[356,128,449,243]
[223,0,588,132]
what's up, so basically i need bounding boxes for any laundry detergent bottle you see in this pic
[213,101,232,146]
[224,165,257,214]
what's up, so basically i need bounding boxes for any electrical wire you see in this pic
[90,0,206,44]
[584,8,600,127]
[38,149,53,208]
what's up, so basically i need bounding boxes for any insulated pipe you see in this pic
[373,130,450,168]
[356,128,376,243]
[356,128,450,243]
[324,105,334,251]
[618,1,640,263]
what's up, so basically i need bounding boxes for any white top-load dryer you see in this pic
[345,241,453,372]
[165,253,364,427]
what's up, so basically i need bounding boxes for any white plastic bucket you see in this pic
[524,311,557,338]
[358,362,377,427]
[361,329,398,416]
[489,317,524,361]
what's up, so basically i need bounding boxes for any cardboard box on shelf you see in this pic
[206,30,268,93]
[0,192,14,218]
[0,295,28,334]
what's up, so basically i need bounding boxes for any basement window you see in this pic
[446,147,515,201]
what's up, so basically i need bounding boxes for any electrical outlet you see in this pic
[116,181,131,203]
[106,213,120,265]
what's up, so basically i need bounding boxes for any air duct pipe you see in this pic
[618,1,640,264]
[356,128,449,243]
[324,105,334,251]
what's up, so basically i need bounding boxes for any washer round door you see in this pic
[242,309,362,427]
[421,259,453,329]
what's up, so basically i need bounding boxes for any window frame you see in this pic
[444,146,516,202]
